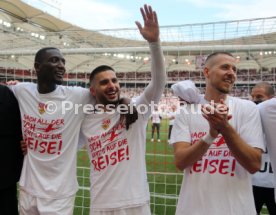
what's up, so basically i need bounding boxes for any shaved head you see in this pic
[205,52,234,68]
[252,81,274,97]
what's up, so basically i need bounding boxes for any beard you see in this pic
[99,93,120,106]
[217,82,233,94]
[218,87,230,94]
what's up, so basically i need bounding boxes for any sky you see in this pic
[25,0,276,30]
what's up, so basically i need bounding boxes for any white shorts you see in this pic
[19,189,75,215]
[90,203,151,215]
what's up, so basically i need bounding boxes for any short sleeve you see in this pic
[170,108,191,145]
[239,101,265,151]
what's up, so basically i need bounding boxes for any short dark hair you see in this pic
[205,52,234,66]
[253,81,275,96]
[89,65,115,83]
[35,47,59,63]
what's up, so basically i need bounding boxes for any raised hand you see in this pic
[135,4,159,43]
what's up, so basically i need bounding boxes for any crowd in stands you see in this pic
[0,67,275,106]
[166,69,276,82]
[1,67,276,83]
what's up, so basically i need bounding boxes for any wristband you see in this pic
[202,133,216,145]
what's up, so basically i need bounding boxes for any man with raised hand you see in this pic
[170,52,264,215]
[80,4,165,215]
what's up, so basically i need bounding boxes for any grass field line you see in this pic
[77,166,90,170]
[78,186,90,191]
[150,193,178,199]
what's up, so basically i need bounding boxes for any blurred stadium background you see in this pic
[0,0,275,214]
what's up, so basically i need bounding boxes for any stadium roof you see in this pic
[1,0,276,73]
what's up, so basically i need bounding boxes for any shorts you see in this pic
[90,203,151,215]
[19,189,75,215]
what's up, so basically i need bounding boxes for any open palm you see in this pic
[135,4,159,43]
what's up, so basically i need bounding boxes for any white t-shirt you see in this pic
[167,111,177,126]
[258,98,276,198]
[171,96,265,215]
[151,111,161,124]
[11,83,92,198]
[80,94,151,210]
[252,148,274,188]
